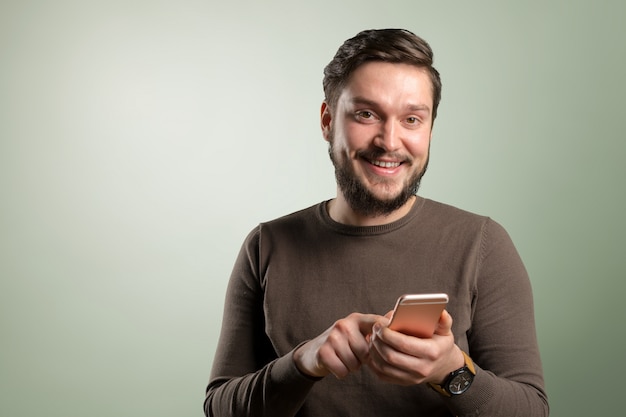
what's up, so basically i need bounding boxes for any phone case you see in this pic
[388,293,448,338]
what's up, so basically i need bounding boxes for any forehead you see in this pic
[339,61,434,110]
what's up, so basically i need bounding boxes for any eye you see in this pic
[404,115,425,128]
[355,110,378,123]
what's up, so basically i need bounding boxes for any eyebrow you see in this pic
[350,96,432,115]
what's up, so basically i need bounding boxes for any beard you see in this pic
[328,139,429,218]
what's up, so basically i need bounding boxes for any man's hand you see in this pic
[367,310,464,385]
[293,313,382,379]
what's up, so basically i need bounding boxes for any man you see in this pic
[204,29,548,416]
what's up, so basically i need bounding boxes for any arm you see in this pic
[204,228,317,417]
[368,219,549,416]
[204,228,384,417]
[455,219,549,416]
[293,312,381,379]
[368,310,465,386]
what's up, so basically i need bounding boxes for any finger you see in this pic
[368,338,427,385]
[355,313,384,336]
[370,323,436,368]
[370,325,416,367]
[317,344,352,378]
[350,314,385,364]
[434,309,453,336]
[323,314,379,376]
[316,328,360,378]
[370,315,392,343]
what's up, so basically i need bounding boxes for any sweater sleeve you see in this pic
[203,228,318,417]
[444,219,549,417]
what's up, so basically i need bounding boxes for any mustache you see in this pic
[355,149,413,164]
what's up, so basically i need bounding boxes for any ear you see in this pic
[320,101,332,142]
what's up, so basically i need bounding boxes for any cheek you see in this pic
[406,133,431,156]
[342,123,375,149]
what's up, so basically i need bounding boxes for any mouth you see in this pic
[368,159,402,169]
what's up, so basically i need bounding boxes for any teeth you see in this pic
[371,160,400,168]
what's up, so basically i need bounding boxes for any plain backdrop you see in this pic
[1,1,624,416]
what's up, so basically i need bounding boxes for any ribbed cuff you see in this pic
[443,366,495,417]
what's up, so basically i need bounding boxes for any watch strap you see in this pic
[428,351,475,397]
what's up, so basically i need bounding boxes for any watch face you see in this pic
[449,370,473,395]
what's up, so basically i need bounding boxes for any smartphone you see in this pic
[388,293,449,338]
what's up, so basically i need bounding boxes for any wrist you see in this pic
[433,346,465,385]
[293,342,328,379]
[429,350,476,397]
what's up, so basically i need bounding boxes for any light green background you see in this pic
[1,1,624,416]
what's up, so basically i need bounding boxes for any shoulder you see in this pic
[238,203,325,278]
[262,202,321,227]
[418,197,512,243]
[419,198,490,227]
[241,203,324,248]
[258,202,322,235]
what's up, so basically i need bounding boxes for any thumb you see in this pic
[358,313,385,335]
[434,309,454,336]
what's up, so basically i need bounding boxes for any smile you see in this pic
[370,159,401,168]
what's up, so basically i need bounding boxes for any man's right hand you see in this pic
[293,313,382,379]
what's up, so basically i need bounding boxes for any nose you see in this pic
[373,119,399,151]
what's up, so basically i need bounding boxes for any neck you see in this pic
[327,193,417,227]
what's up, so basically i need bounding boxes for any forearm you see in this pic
[445,219,548,416]
[204,350,318,417]
[204,227,320,416]
[440,365,549,417]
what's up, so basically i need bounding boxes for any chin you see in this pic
[367,184,405,201]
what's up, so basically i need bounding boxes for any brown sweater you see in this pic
[205,197,548,416]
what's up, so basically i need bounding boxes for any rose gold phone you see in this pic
[388,293,449,338]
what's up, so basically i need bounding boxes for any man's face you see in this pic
[322,61,434,217]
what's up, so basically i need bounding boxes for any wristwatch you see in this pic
[429,351,476,397]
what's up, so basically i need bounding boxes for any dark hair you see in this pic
[323,29,442,121]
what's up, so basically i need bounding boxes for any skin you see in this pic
[293,62,464,385]
[323,61,433,227]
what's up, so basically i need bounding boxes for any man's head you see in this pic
[323,29,441,123]
[321,29,440,220]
